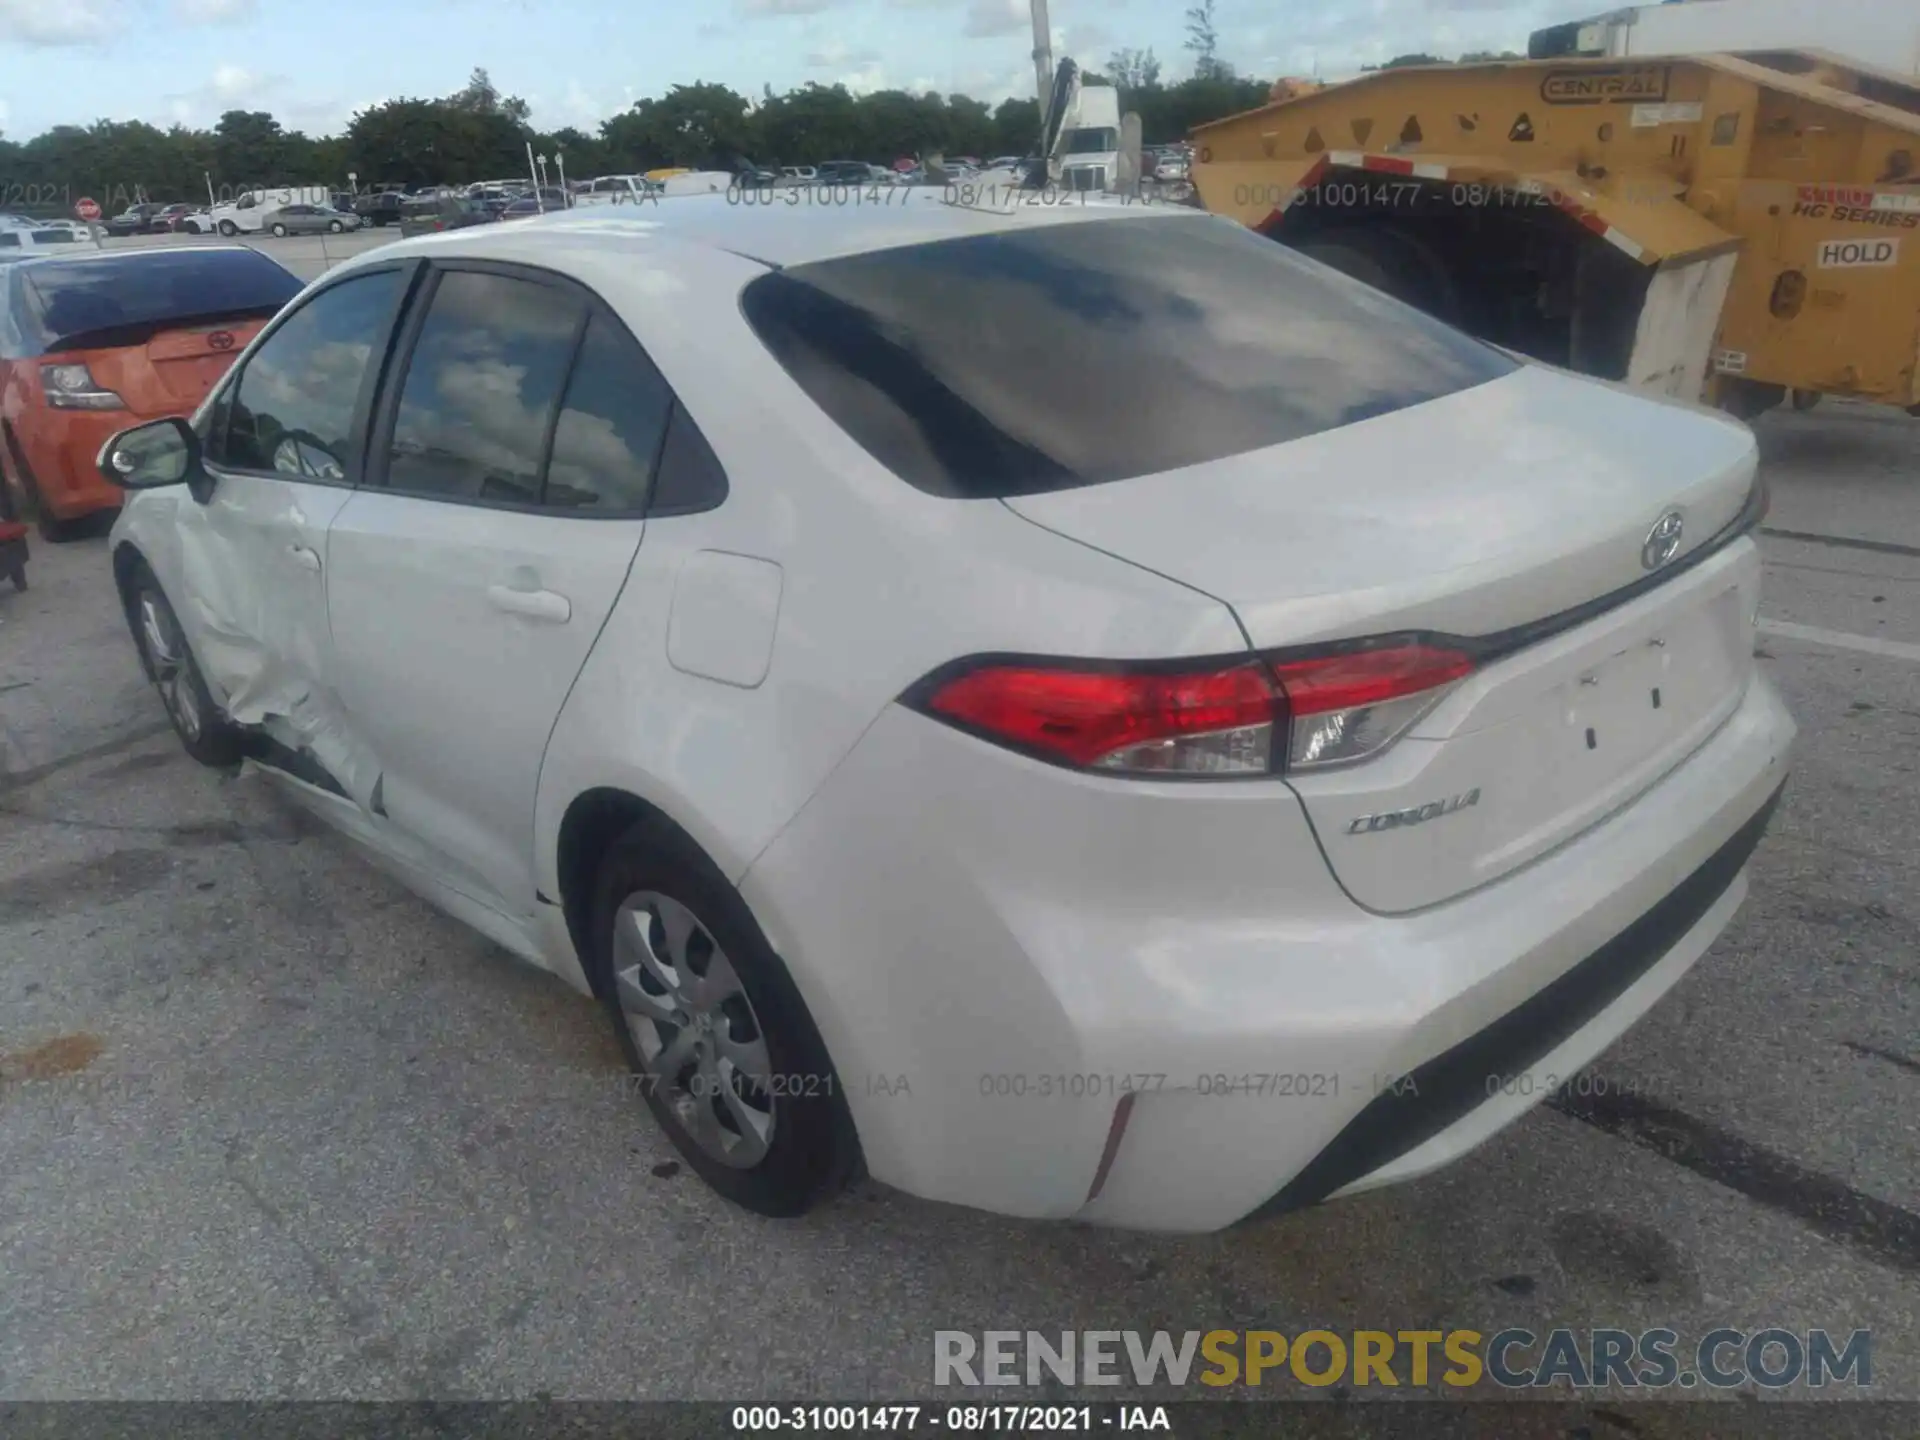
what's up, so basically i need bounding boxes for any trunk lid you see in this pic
[1004,363,1763,912]
[80,318,266,414]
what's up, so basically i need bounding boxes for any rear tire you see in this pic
[590,822,859,1217]
[270,223,288,237]
[124,561,246,768]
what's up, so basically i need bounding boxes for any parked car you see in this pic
[172,208,218,235]
[263,204,362,237]
[814,160,874,185]
[0,245,301,538]
[500,198,545,221]
[152,203,201,232]
[397,195,499,237]
[0,226,100,265]
[105,203,167,237]
[350,192,406,227]
[95,201,1793,1230]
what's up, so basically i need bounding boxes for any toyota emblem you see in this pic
[1641,510,1684,571]
[208,331,235,350]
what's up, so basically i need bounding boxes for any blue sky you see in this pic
[0,0,1604,140]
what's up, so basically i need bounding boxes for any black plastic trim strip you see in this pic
[1236,778,1786,1225]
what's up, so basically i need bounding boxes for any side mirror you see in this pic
[98,417,212,503]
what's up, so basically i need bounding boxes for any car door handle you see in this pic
[288,544,322,572]
[486,583,571,623]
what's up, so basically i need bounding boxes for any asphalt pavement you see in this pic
[0,391,1916,1410]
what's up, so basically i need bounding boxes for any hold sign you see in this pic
[1816,237,1899,269]
[73,196,101,222]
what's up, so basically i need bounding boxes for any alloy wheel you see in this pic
[137,592,203,743]
[612,890,775,1168]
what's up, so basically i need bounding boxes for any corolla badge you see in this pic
[1346,788,1481,836]
[1642,510,1684,571]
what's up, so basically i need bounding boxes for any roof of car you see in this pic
[6,243,262,270]
[372,189,1204,269]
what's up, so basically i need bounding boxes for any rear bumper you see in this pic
[740,672,1794,1232]
[13,410,125,520]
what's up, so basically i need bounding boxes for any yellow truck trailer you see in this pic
[1190,50,1920,416]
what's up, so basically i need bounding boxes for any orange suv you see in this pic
[0,245,303,538]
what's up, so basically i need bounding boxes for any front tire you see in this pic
[125,563,246,767]
[218,220,238,236]
[591,823,858,1217]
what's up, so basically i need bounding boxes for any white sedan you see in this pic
[98,197,1794,1230]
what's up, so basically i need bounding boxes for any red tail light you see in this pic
[912,641,1474,777]
[922,663,1277,774]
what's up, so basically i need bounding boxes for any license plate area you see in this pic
[1552,586,1744,767]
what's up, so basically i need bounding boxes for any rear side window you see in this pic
[544,314,673,512]
[383,270,584,504]
[740,213,1514,499]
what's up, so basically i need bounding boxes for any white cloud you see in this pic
[0,0,123,45]
[210,63,265,100]
[805,40,879,69]
[963,0,1024,38]
[173,0,258,25]
[736,0,844,14]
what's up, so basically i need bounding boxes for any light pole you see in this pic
[535,154,550,211]
[347,169,357,196]
[1030,0,1053,137]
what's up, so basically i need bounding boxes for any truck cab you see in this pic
[1058,83,1122,192]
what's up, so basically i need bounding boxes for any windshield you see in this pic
[740,213,1514,499]
[22,247,303,349]
[1064,127,1120,154]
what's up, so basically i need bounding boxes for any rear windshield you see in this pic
[740,213,1515,499]
[23,248,302,348]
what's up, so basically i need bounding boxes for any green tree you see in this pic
[1185,1,1233,82]
[601,82,758,170]
[1108,47,1163,93]
[991,96,1041,158]
[213,110,287,182]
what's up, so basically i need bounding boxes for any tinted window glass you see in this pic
[222,268,405,479]
[740,214,1514,499]
[544,314,673,512]
[384,270,583,504]
[23,248,302,348]
[650,402,729,516]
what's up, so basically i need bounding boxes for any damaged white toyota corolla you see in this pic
[101,198,1793,1230]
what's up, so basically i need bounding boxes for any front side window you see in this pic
[218,267,406,479]
[382,270,584,505]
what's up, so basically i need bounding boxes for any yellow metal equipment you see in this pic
[1191,51,1920,413]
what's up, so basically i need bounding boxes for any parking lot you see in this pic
[1,229,1917,1410]
[88,226,394,282]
